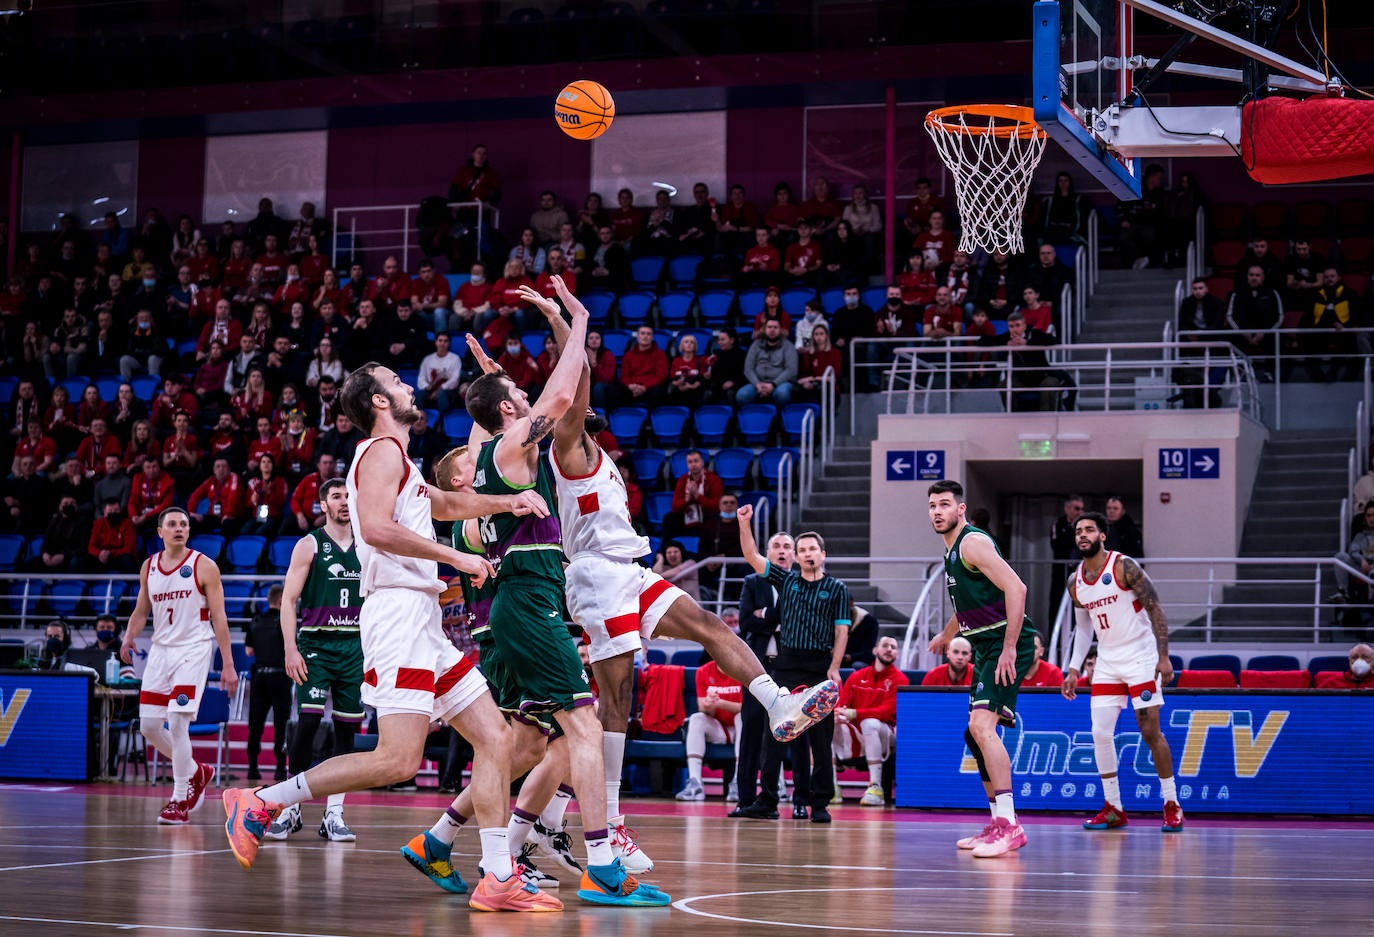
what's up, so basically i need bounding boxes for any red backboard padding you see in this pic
[1242,96,1374,185]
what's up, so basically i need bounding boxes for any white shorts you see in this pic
[360,587,488,721]
[686,711,738,748]
[140,640,215,718]
[565,555,689,664]
[833,718,895,762]
[1091,650,1165,711]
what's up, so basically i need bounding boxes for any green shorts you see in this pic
[488,575,595,717]
[967,626,1038,727]
[295,630,365,721]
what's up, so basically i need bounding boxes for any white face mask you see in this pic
[1352,658,1372,677]
[470,275,484,285]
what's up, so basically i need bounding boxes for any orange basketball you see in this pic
[555,80,616,141]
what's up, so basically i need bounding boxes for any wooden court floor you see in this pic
[1,784,1371,937]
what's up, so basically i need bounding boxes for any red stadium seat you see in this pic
[1176,669,1237,688]
[1238,670,1311,689]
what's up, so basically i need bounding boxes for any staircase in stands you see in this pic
[1071,266,1180,409]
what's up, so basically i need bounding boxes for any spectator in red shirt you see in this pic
[783,222,824,287]
[255,234,288,287]
[484,258,533,347]
[277,410,317,480]
[496,336,542,394]
[832,635,910,805]
[609,187,643,247]
[123,419,158,470]
[364,255,413,311]
[451,261,493,335]
[924,286,966,340]
[188,456,246,535]
[798,323,842,399]
[764,181,802,243]
[273,263,310,311]
[674,656,744,801]
[1020,634,1065,688]
[42,385,81,456]
[77,418,121,477]
[740,227,781,290]
[449,143,502,206]
[247,415,285,467]
[904,177,947,236]
[150,375,198,436]
[615,325,669,409]
[586,329,618,410]
[128,455,176,534]
[87,497,138,573]
[922,635,973,686]
[1018,285,1056,336]
[311,267,344,315]
[799,176,842,238]
[186,238,220,285]
[752,286,792,340]
[668,333,706,406]
[534,334,561,387]
[898,253,938,308]
[1315,643,1374,689]
[284,452,337,536]
[535,247,578,301]
[242,452,289,536]
[410,259,451,334]
[912,210,957,268]
[665,449,722,539]
[205,412,244,467]
[13,419,58,476]
[231,368,275,427]
[76,384,110,435]
[716,183,760,259]
[221,239,252,292]
[160,409,202,493]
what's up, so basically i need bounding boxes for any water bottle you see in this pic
[105,652,120,685]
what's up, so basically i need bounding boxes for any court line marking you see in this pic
[0,915,353,937]
[0,848,230,873]
[673,887,1015,936]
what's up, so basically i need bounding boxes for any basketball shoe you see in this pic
[184,762,214,814]
[860,784,886,806]
[675,778,706,801]
[610,822,653,873]
[768,680,840,742]
[481,858,559,889]
[956,821,999,850]
[1162,801,1185,833]
[468,862,564,912]
[577,858,671,907]
[319,812,356,842]
[971,817,1028,858]
[157,799,189,825]
[1083,803,1129,830]
[526,820,583,876]
[264,803,302,840]
[400,831,468,894]
[223,787,284,869]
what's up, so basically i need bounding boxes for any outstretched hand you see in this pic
[735,503,754,524]
[516,284,561,321]
[549,275,588,321]
[465,333,501,375]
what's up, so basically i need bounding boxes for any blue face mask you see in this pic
[96,629,116,643]
[720,510,737,520]
[142,278,156,288]
[47,637,66,655]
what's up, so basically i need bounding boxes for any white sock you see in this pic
[994,791,1017,824]
[540,785,574,831]
[168,712,193,801]
[687,756,703,784]
[325,793,344,815]
[1160,776,1177,803]
[867,762,882,787]
[1103,776,1121,807]
[478,828,512,881]
[603,731,626,823]
[585,829,613,867]
[429,807,466,846]
[987,798,997,820]
[749,674,785,711]
[507,807,538,854]
[258,773,314,807]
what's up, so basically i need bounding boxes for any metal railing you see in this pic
[330,200,500,273]
[1195,205,1207,279]
[1086,209,1100,295]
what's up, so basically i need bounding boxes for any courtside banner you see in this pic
[0,671,93,781]
[895,687,1374,814]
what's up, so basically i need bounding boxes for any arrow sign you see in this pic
[886,450,916,481]
[1190,447,1220,479]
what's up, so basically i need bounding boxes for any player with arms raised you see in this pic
[121,506,237,825]
[1062,511,1183,833]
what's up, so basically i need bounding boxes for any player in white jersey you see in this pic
[121,506,237,825]
[225,362,565,914]
[498,279,837,867]
[1062,511,1184,833]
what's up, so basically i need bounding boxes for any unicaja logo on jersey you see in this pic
[326,563,360,580]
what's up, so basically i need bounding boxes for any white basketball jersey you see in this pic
[146,549,211,647]
[551,445,650,562]
[348,436,444,597]
[1073,552,1157,662]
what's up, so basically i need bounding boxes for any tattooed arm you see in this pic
[1118,555,1173,685]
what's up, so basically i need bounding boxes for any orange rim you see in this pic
[925,104,1044,139]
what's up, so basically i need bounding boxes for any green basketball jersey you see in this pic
[943,523,1031,639]
[452,520,497,643]
[472,436,565,583]
[298,528,362,632]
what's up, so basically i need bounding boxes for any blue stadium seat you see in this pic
[1247,654,1301,672]
[522,332,549,358]
[737,289,766,320]
[95,377,123,401]
[697,291,734,327]
[736,404,776,444]
[993,319,1009,335]
[24,536,44,565]
[820,288,845,312]
[674,534,700,557]
[267,538,296,573]
[1308,655,1349,677]
[175,338,198,359]
[46,581,85,617]
[780,288,815,317]
[445,273,470,293]
[712,448,754,489]
[132,375,160,401]
[582,291,616,325]
[602,329,634,358]
[668,448,704,478]
[608,406,648,443]
[678,328,713,355]
[740,490,778,519]
[630,256,666,290]
[59,377,89,401]
[87,579,126,615]
[670,648,701,666]
[657,292,694,328]
[691,405,732,446]
[1188,654,1241,679]
[758,447,800,488]
[188,534,225,562]
[443,410,475,441]
[0,376,17,402]
[423,408,440,427]
[861,286,887,311]
[645,648,668,665]
[653,329,674,351]
[645,491,674,531]
[650,406,690,446]
[645,536,662,559]
[668,255,703,289]
[225,536,267,573]
[222,581,256,619]
[781,403,820,442]
[630,449,667,490]
[0,535,22,571]
[397,368,420,389]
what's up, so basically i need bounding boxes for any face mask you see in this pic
[108,510,123,521]
[506,345,522,355]
[844,296,859,308]
[47,636,66,655]
[720,510,737,520]
[61,503,76,517]
[286,274,299,282]
[96,629,115,643]
[142,278,156,288]
[1353,659,1372,677]
[887,297,901,307]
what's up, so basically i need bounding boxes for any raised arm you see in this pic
[541,278,600,474]
[960,531,1028,686]
[1118,554,1172,685]
[733,503,767,575]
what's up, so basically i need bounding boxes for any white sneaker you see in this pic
[768,680,839,742]
[528,820,582,876]
[264,803,302,840]
[483,859,559,889]
[318,811,356,842]
[610,822,654,873]
[860,784,885,807]
[830,786,844,805]
[971,818,1027,858]
[675,778,706,801]
[726,780,739,802]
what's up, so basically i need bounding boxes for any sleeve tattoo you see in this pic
[522,415,555,449]
[1120,557,1169,648]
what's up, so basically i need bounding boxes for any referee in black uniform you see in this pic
[733,504,851,823]
[243,584,293,782]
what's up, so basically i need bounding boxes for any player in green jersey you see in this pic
[927,479,1037,858]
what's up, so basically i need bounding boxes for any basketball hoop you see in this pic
[925,104,1048,256]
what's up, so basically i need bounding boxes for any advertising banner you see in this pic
[0,672,94,781]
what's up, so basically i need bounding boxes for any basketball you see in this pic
[554,79,615,140]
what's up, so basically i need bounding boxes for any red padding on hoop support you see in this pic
[1241,96,1374,185]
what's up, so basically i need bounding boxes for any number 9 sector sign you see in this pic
[895,688,1374,815]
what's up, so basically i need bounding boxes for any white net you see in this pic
[925,106,1047,256]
